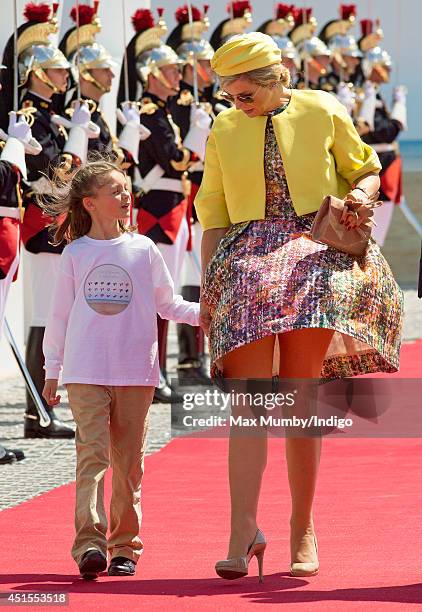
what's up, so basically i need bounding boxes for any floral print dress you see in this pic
[202,105,403,379]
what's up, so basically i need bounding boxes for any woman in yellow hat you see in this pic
[195,32,403,581]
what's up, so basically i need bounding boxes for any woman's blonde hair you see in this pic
[219,61,291,90]
[37,154,135,246]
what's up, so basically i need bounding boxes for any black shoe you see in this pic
[24,411,75,439]
[108,556,136,576]
[153,372,184,404]
[0,447,17,465]
[78,550,107,580]
[177,364,212,386]
[9,448,25,461]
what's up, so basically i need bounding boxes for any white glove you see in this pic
[184,105,212,162]
[391,85,407,130]
[116,102,151,165]
[0,112,42,179]
[358,81,377,130]
[336,82,355,115]
[52,101,100,164]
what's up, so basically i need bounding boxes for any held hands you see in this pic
[393,85,407,104]
[42,379,61,407]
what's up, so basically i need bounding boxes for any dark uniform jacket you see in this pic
[361,93,403,203]
[137,92,194,245]
[20,92,66,254]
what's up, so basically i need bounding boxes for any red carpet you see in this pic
[1,341,422,611]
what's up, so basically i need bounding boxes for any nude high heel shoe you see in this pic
[215,529,267,582]
[290,534,319,577]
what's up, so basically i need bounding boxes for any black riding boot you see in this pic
[24,326,74,439]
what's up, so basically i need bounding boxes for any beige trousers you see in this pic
[67,384,154,565]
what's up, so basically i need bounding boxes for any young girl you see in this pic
[41,158,199,580]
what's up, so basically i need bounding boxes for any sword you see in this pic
[3,319,51,427]
[186,0,199,106]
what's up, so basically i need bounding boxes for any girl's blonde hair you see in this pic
[219,61,291,90]
[37,155,135,246]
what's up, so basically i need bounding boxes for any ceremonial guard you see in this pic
[289,8,333,91]
[319,4,362,113]
[2,2,96,437]
[354,19,407,246]
[0,59,41,461]
[258,4,300,86]
[119,8,206,401]
[59,1,145,166]
[167,4,214,384]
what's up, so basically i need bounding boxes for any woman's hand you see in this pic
[199,297,212,337]
[341,189,380,230]
[42,379,61,406]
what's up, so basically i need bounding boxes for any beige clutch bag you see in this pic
[310,194,381,257]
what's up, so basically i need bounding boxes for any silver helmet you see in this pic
[290,8,331,61]
[167,5,214,63]
[62,2,117,92]
[359,19,391,80]
[17,3,70,90]
[259,5,299,67]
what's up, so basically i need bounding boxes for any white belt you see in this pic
[189,161,204,173]
[0,206,20,219]
[151,178,183,193]
[372,143,397,153]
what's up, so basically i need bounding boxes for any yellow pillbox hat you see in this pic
[211,32,282,77]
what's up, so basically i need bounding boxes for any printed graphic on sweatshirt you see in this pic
[84,264,133,315]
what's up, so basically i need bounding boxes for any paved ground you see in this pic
[1,291,421,511]
[0,324,198,510]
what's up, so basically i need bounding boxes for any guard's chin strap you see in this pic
[81,70,110,94]
[150,66,178,94]
[308,58,328,77]
[33,68,61,94]
[188,60,212,87]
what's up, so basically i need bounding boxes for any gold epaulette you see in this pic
[177,90,195,106]
[139,98,158,115]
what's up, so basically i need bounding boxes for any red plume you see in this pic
[276,4,294,20]
[157,7,164,18]
[293,7,312,26]
[132,8,155,32]
[340,4,356,20]
[227,1,252,18]
[23,2,51,23]
[93,0,100,15]
[203,4,209,15]
[70,4,96,26]
[52,3,59,15]
[360,19,372,36]
[175,5,202,24]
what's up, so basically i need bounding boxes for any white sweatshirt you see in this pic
[43,232,200,386]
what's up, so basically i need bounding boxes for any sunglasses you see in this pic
[217,84,262,105]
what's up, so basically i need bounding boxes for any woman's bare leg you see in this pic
[278,328,334,564]
[222,335,275,558]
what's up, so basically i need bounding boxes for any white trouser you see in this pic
[371,200,395,247]
[23,250,61,329]
[0,243,19,341]
[180,222,202,287]
[157,217,189,293]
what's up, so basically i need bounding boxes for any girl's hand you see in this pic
[199,298,212,337]
[42,379,61,406]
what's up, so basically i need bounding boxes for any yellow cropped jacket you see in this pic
[195,89,381,231]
